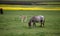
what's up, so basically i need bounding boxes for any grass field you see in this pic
[0,10,60,36]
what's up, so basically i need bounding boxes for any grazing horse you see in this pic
[20,15,27,22]
[28,15,45,28]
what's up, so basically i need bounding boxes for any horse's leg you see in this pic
[42,22,44,27]
[33,22,36,28]
[43,20,45,27]
[24,18,27,22]
[40,20,43,27]
[24,16,27,22]
[40,22,42,27]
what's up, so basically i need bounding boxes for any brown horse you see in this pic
[28,15,45,28]
[20,15,27,22]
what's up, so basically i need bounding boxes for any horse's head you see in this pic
[28,20,32,28]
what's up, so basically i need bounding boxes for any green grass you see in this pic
[0,10,60,36]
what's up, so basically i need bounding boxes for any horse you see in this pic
[20,15,27,22]
[28,15,45,28]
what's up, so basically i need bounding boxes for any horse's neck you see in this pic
[28,20,32,25]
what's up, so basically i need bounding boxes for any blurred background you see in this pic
[0,0,60,5]
[0,0,60,36]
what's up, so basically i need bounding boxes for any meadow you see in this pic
[0,10,60,36]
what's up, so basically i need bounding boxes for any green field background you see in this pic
[0,1,60,35]
[0,10,60,36]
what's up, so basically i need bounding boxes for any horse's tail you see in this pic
[42,16,45,23]
[44,17,45,23]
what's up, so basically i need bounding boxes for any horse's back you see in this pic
[40,15,44,20]
[30,15,44,22]
[35,15,44,20]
